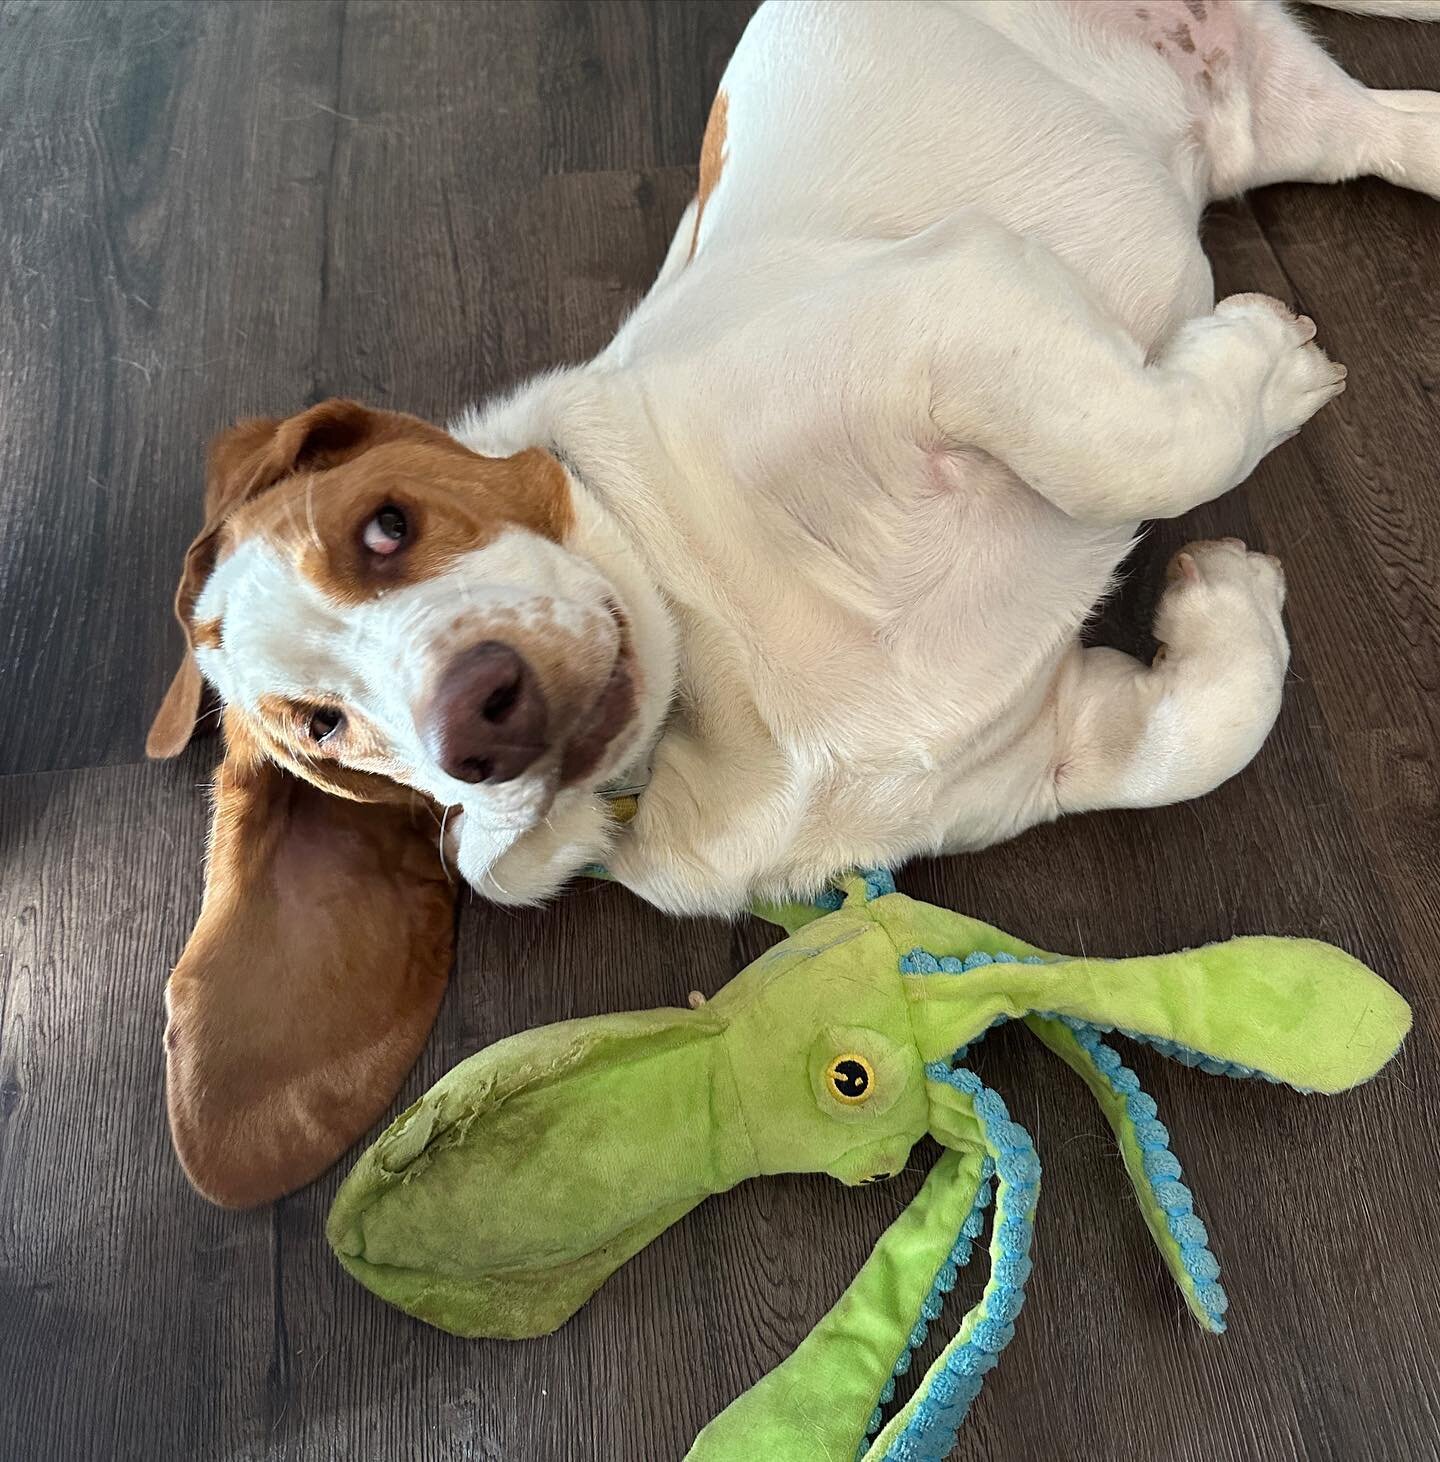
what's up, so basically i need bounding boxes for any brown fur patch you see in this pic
[688,89,729,263]
[192,617,223,650]
[219,409,574,609]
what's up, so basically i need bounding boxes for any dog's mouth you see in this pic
[558,601,638,788]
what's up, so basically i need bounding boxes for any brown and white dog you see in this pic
[151,0,1440,1204]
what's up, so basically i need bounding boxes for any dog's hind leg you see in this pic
[1048,540,1290,816]
[1205,1,1440,199]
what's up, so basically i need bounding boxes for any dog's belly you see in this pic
[694,0,1218,347]
[606,0,1265,905]
[639,441,1127,898]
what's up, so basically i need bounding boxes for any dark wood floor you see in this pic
[2,2,1438,1458]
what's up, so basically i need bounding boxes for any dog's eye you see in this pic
[308,708,344,743]
[362,504,408,555]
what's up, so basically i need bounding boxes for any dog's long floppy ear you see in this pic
[146,400,404,758]
[166,711,457,1208]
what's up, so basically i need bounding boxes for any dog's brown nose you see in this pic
[429,642,548,785]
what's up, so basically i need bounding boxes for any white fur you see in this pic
[434,0,1440,914]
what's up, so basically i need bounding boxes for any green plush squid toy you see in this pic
[327,872,1410,1461]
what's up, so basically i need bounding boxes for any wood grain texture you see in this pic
[0,2,1436,1460]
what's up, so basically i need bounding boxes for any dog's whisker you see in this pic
[304,473,323,555]
[437,802,456,884]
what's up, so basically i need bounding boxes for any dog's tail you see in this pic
[1301,0,1440,18]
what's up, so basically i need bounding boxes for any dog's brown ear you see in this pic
[165,713,456,1207]
[146,401,403,759]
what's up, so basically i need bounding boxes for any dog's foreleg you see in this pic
[912,220,1346,526]
[451,792,619,906]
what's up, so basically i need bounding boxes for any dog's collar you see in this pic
[597,755,651,825]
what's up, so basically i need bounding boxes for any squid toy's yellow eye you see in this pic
[826,1053,875,1104]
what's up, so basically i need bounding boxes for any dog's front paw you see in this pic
[456,794,618,907]
[1214,293,1347,448]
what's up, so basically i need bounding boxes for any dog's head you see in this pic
[151,399,649,1208]
[154,397,642,807]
